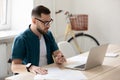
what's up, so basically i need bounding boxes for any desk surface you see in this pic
[5,44,120,80]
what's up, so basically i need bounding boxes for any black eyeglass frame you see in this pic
[35,18,53,26]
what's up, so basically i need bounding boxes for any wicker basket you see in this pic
[69,14,88,31]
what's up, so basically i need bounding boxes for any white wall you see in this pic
[0,44,7,79]
[11,0,33,32]
[11,0,120,45]
[69,0,120,45]
[54,0,120,45]
[54,0,73,41]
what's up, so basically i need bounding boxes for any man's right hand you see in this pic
[11,59,48,75]
[29,65,48,75]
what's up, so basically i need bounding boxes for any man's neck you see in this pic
[30,24,41,38]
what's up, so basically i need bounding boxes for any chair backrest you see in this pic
[57,41,77,58]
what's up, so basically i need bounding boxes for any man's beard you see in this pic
[37,27,46,35]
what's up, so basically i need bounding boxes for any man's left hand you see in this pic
[53,50,66,65]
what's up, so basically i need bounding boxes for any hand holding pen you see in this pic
[53,50,67,65]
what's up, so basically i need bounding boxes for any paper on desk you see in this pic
[34,66,87,80]
[105,52,119,57]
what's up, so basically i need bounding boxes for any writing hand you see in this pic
[53,51,66,65]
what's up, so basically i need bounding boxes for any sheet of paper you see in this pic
[63,56,87,68]
[105,52,119,57]
[34,66,87,80]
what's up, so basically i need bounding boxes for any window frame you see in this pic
[0,0,11,30]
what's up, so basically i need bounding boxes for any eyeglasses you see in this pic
[35,18,53,26]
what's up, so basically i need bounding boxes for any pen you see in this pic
[52,55,56,63]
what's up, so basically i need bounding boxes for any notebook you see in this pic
[64,44,109,70]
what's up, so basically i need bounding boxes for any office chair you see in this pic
[57,41,78,58]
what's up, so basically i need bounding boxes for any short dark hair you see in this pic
[31,5,51,17]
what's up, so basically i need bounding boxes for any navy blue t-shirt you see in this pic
[12,26,58,66]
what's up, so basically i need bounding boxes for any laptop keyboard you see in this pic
[74,64,85,68]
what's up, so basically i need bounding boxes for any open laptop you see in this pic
[63,44,109,70]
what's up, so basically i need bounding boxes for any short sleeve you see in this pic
[12,36,26,60]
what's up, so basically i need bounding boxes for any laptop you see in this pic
[63,44,109,70]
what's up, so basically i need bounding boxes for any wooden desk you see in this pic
[5,44,120,80]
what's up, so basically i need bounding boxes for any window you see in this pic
[0,0,10,30]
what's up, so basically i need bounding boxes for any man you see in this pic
[11,5,66,75]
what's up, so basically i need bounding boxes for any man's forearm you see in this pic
[11,63,27,74]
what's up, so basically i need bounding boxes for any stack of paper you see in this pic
[34,66,87,80]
